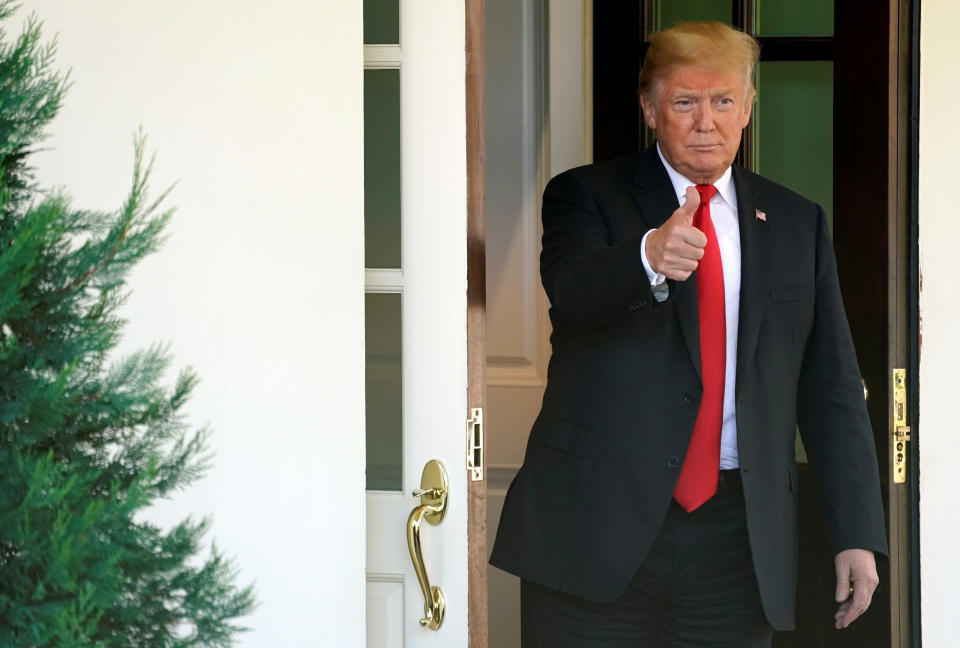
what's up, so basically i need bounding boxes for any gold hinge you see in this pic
[892,368,911,484]
[466,407,484,482]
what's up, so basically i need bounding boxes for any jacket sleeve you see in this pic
[539,170,670,329]
[796,204,888,557]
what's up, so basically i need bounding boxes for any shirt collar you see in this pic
[655,142,737,211]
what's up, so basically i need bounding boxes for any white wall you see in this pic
[919,0,960,645]
[26,3,366,646]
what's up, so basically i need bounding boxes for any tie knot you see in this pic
[696,184,718,203]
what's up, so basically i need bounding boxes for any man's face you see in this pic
[640,64,753,184]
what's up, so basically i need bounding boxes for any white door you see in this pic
[29,1,471,646]
[363,1,470,647]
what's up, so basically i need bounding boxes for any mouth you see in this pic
[689,143,721,151]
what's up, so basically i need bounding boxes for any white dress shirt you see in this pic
[639,144,742,469]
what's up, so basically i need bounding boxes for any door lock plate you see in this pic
[892,368,910,484]
[467,407,484,481]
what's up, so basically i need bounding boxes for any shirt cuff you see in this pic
[640,229,666,286]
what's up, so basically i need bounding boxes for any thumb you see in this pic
[677,186,700,224]
[835,563,852,603]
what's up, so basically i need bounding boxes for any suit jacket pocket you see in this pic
[528,416,600,458]
[770,282,814,303]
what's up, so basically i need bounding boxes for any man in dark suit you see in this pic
[489,21,887,647]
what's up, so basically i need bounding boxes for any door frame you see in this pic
[466,0,489,646]
[835,1,918,644]
[905,0,921,642]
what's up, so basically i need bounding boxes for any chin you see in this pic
[682,159,721,176]
[687,153,732,175]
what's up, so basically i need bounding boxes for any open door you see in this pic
[364,0,488,646]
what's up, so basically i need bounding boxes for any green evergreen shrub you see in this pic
[0,5,255,646]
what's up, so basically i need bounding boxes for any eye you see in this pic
[674,99,694,111]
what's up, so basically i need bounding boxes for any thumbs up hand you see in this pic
[644,186,708,281]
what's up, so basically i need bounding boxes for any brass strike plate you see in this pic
[467,407,484,481]
[892,368,910,484]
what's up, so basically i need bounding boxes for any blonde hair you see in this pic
[638,21,760,101]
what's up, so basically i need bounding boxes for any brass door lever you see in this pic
[406,459,449,630]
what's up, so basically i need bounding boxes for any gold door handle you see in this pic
[406,459,449,630]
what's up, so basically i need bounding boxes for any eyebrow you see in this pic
[670,87,736,98]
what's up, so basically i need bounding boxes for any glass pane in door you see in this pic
[754,60,834,231]
[756,0,834,37]
[365,293,403,491]
[363,0,399,44]
[364,69,402,268]
[656,0,732,30]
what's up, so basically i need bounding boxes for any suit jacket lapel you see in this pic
[732,165,771,397]
[630,146,702,379]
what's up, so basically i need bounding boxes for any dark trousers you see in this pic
[521,470,773,647]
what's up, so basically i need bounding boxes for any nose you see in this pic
[693,103,716,132]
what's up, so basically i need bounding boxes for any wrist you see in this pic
[640,229,665,285]
[644,232,656,272]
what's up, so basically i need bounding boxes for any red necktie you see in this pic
[674,184,725,513]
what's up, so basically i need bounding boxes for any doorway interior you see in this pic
[592,1,920,646]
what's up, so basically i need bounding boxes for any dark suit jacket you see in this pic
[489,144,888,631]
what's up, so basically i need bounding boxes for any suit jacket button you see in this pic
[683,391,695,403]
[667,456,680,468]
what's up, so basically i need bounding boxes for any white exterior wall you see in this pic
[27,3,366,646]
[919,0,960,645]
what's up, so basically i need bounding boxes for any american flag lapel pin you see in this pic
[755,208,767,222]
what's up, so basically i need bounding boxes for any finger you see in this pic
[663,257,700,274]
[835,563,852,603]
[834,600,851,623]
[675,186,700,225]
[661,236,705,261]
[681,227,708,248]
[662,260,698,281]
[853,584,873,613]
[834,603,848,620]
[850,572,877,613]
[834,600,852,629]
[839,587,872,629]
[663,240,705,262]
[665,269,693,282]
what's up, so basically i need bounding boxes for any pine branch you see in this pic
[0,6,254,646]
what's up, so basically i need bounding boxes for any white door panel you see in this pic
[365,0,469,646]
[366,576,405,648]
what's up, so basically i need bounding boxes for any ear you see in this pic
[639,94,658,130]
